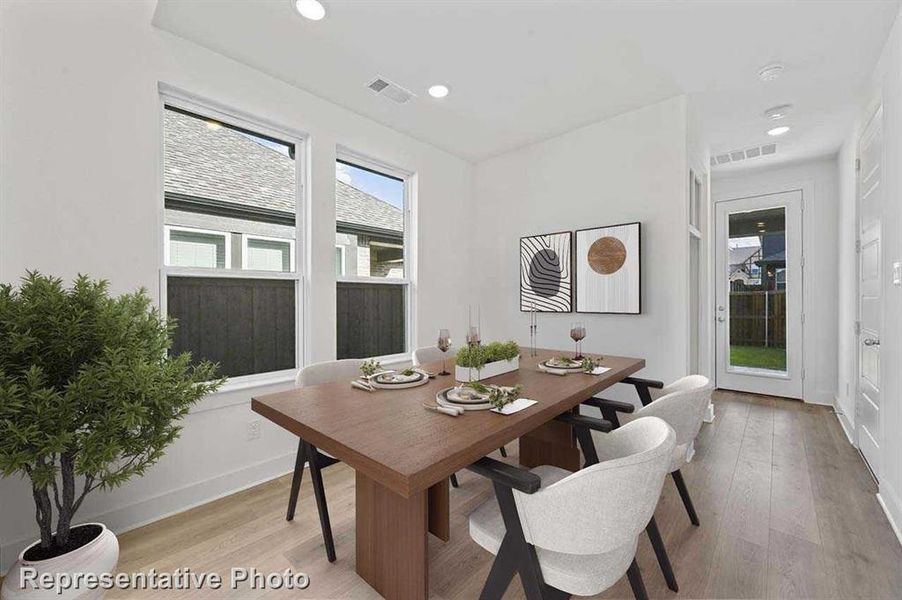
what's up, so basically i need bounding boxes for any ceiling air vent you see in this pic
[710,143,778,167]
[366,77,415,105]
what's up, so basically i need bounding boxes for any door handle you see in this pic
[717,305,726,312]
[863,338,880,347]
[717,316,726,323]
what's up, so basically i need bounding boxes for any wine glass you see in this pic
[437,329,451,376]
[466,326,481,347]
[570,322,586,359]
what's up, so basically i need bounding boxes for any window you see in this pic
[244,235,295,272]
[162,99,301,380]
[166,226,230,269]
[335,156,410,359]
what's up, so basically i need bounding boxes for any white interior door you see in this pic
[715,191,803,398]
[857,106,883,478]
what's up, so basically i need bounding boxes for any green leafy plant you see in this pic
[0,273,224,552]
[487,385,522,410]
[455,341,520,369]
[553,356,577,366]
[580,357,603,372]
[400,368,416,377]
[360,359,382,378]
[462,381,491,395]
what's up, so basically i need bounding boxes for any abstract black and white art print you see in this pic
[520,231,572,312]
[575,222,641,314]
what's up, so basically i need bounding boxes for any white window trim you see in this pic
[164,225,232,270]
[242,233,297,272]
[335,147,415,361]
[335,244,347,277]
[159,84,309,390]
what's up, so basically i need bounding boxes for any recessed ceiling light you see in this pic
[428,84,449,99]
[767,126,790,136]
[764,104,792,120]
[757,63,785,81]
[205,120,222,130]
[294,0,325,21]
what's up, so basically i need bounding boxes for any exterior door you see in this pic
[857,106,883,477]
[715,191,803,398]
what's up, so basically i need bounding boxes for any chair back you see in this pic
[296,359,366,387]
[412,345,452,367]
[513,417,675,555]
[635,375,712,448]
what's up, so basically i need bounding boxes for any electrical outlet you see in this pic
[246,419,261,441]
[893,261,902,286]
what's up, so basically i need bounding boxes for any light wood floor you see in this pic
[104,391,902,599]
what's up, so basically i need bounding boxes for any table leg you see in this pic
[356,472,428,599]
[428,478,450,541]
[519,418,580,471]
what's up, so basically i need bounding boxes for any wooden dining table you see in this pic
[251,348,644,599]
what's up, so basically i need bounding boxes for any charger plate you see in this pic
[369,370,430,390]
[436,386,493,411]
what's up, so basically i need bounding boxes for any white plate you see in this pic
[369,371,429,389]
[544,358,584,370]
[436,387,492,411]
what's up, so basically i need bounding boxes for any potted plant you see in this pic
[454,340,520,382]
[0,273,223,599]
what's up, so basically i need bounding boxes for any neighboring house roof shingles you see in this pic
[163,109,402,233]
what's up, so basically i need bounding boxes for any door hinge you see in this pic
[802,368,807,380]
[855,239,862,253]
[800,255,806,268]
[856,158,861,172]
[855,320,861,335]
[801,313,806,324]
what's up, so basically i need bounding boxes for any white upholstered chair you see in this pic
[467,416,676,600]
[587,375,713,526]
[286,358,365,562]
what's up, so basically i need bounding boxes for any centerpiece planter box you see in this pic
[455,356,520,382]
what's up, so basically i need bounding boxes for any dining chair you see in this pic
[584,375,713,527]
[286,358,365,562]
[467,416,676,600]
[413,344,508,489]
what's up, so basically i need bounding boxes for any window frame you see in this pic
[335,147,415,363]
[242,233,296,273]
[159,85,308,389]
[335,244,347,277]
[164,225,232,270]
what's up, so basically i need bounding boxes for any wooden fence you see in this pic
[337,281,406,359]
[168,277,296,377]
[729,290,786,348]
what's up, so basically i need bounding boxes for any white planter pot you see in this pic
[1,523,119,600]
[455,356,520,382]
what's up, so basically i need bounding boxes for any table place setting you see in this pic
[351,359,434,392]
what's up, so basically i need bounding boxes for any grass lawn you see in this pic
[730,345,787,371]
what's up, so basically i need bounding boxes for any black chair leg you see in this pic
[450,473,460,488]
[626,559,649,600]
[286,439,306,521]
[646,517,678,592]
[499,445,508,458]
[306,442,336,562]
[479,535,517,600]
[672,469,700,526]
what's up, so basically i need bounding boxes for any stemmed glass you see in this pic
[437,329,451,376]
[570,322,586,359]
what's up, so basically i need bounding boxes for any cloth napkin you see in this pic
[591,366,611,375]
[538,364,569,376]
[492,398,538,415]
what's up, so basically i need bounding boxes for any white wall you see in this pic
[472,96,690,398]
[0,0,475,569]
[837,6,902,539]
[712,157,840,407]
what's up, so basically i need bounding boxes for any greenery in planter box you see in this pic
[0,273,224,555]
[455,341,520,370]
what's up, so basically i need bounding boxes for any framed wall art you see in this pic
[519,231,572,312]
[575,222,641,314]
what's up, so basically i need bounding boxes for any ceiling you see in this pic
[153,0,900,166]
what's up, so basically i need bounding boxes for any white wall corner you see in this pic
[833,393,856,445]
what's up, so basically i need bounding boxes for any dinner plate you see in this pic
[369,370,429,389]
[543,358,584,370]
[436,387,493,411]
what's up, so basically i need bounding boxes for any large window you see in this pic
[335,156,410,359]
[162,100,301,380]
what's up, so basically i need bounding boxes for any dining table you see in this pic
[251,348,645,599]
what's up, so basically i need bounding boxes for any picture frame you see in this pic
[574,222,641,314]
[519,230,573,313]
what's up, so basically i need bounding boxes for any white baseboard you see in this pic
[877,481,902,550]
[833,394,856,446]
[1,452,295,574]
